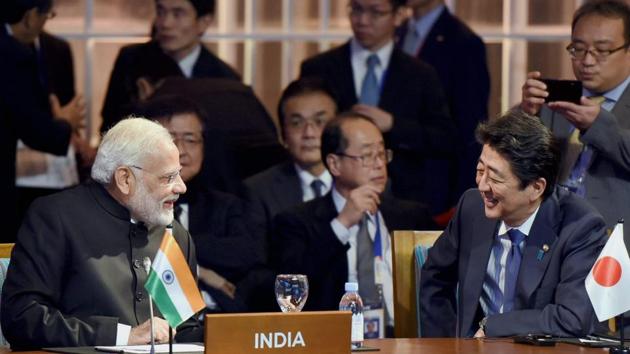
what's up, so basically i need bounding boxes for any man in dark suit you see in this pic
[397,0,490,218]
[2,118,202,349]
[274,112,435,333]
[138,95,263,312]
[101,0,240,133]
[1,0,85,241]
[300,0,454,215]
[521,0,630,229]
[419,110,607,338]
[245,77,338,259]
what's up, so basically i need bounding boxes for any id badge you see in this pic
[363,306,385,339]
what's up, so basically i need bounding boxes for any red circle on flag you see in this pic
[592,256,622,287]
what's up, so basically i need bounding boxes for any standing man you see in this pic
[245,77,338,258]
[1,118,202,349]
[101,0,240,133]
[397,0,490,218]
[419,110,607,338]
[1,0,85,241]
[300,0,454,215]
[521,0,630,228]
[274,113,435,335]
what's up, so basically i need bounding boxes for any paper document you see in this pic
[95,344,204,353]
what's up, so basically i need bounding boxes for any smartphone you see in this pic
[541,79,582,104]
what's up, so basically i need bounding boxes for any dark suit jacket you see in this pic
[244,161,303,260]
[180,178,264,312]
[0,26,72,242]
[39,31,75,105]
[273,193,436,311]
[300,42,455,213]
[1,181,202,349]
[101,40,240,133]
[396,9,490,205]
[419,188,607,337]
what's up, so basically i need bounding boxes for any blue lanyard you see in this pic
[373,213,382,258]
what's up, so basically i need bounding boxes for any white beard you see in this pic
[128,180,174,227]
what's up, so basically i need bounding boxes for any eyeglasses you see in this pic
[337,149,393,167]
[285,116,329,130]
[566,42,628,61]
[347,4,394,21]
[130,165,182,186]
[171,133,203,150]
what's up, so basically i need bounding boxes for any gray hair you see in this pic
[91,117,173,185]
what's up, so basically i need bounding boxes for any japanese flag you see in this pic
[585,222,630,321]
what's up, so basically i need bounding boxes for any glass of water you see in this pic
[275,274,309,312]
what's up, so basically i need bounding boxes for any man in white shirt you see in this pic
[521,0,630,229]
[273,112,435,336]
[300,0,454,218]
[245,77,338,259]
[101,0,240,133]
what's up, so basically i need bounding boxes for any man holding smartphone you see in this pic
[521,0,630,229]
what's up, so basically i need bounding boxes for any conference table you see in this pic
[0,338,610,354]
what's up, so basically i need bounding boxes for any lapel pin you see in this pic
[436,35,445,42]
[537,244,550,261]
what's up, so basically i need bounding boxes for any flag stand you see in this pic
[169,326,173,354]
[611,315,629,354]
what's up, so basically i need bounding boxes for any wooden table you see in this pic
[364,338,608,354]
[0,338,610,354]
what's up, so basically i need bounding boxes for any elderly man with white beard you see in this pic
[1,118,203,350]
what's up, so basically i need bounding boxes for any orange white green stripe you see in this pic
[145,227,205,328]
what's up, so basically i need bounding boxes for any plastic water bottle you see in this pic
[339,282,364,349]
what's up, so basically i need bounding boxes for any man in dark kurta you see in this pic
[1,118,202,349]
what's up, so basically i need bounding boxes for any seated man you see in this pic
[273,112,435,333]
[1,118,202,349]
[419,109,607,338]
[245,77,338,260]
[101,0,240,133]
[137,95,263,312]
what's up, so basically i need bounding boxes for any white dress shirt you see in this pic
[329,187,395,325]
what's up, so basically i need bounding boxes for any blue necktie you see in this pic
[310,179,324,198]
[359,54,380,106]
[503,229,526,313]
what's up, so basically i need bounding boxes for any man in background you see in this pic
[397,0,490,223]
[274,113,435,336]
[521,0,630,229]
[300,0,454,216]
[245,77,338,261]
[0,0,85,241]
[138,95,264,313]
[101,0,240,133]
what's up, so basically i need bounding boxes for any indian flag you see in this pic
[145,227,205,328]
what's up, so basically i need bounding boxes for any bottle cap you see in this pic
[345,282,358,292]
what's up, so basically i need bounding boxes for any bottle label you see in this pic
[351,313,364,342]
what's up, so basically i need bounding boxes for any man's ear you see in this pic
[393,6,407,27]
[529,177,547,202]
[196,14,212,36]
[113,166,135,196]
[326,154,342,178]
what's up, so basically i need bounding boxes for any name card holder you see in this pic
[204,311,351,354]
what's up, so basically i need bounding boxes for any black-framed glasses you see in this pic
[130,165,182,186]
[347,4,394,21]
[566,42,629,61]
[337,149,393,167]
